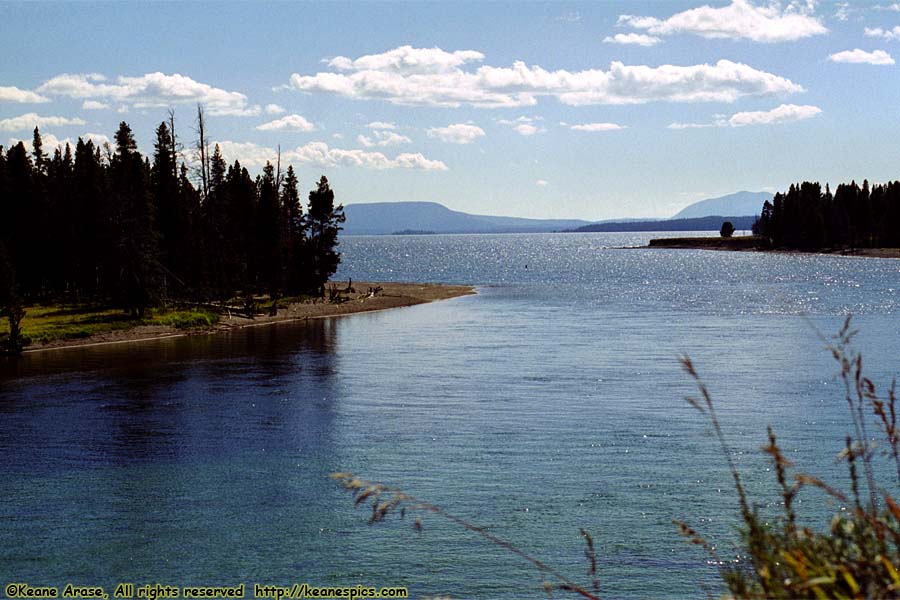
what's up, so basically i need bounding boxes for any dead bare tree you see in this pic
[275,144,283,191]
[195,104,210,203]
[167,108,182,183]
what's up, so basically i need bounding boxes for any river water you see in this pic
[2,232,899,598]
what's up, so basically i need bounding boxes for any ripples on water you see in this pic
[2,232,899,598]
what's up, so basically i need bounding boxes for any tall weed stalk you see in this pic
[678,317,900,598]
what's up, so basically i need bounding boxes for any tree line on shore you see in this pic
[0,108,346,331]
[752,180,900,250]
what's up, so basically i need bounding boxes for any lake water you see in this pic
[2,232,899,599]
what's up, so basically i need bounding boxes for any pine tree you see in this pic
[305,176,345,295]
[4,142,35,297]
[256,162,281,297]
[110,122,159,316]
[31,127,45,176]
[153,121,194,294]
[279,165,306,293]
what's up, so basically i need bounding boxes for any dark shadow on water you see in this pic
[0,316,342,473]
[0,318,349,583]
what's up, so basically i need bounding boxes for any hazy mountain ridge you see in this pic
[344,192,768,235]
[671,191,771,220]
[570,215,756,233]
[343,202,593,235]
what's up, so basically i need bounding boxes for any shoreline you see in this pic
[646,236,900,259]
[20,281,475,354]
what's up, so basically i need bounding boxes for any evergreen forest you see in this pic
[753,180,900,250]
[0,109,346,331]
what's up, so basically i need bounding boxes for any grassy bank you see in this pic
[1,282,474,352]
[2,305,220,346]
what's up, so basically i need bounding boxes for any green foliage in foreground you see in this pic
[0,304,220,345]
[334,318,900,599]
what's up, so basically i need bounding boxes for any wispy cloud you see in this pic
[555,11,581,23]
[287,45,804,108]
[38,72,260,116]
[366,121,397,130]
[570,122,627,132]
[834,2,851,21]
[668,103,822,129]
[535,179,549,186]
[0,86,49,104]
[498,116,546,136]
[617,0,827,43]
[426,123,485,144]
[82,100,110,110]
[828,49,895,65]
[215,140,447,171]
[256,114,316,131]
[265,103,286,115]
[0,112,87,132]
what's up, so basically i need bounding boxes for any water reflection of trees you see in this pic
[2,318,340,463]
[0,319,345,583]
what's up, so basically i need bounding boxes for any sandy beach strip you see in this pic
[21,281,475,353]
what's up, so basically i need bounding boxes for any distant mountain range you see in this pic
[671,191,771,220]
[342,192,769,235]
[570,215,756,233]
[342,202,592,235]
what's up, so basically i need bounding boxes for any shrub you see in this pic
[720,221,736,238]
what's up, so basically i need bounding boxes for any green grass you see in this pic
[0,303,220,346]
[154,308,220,330]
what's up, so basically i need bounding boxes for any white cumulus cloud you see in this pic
[215,140,446,171]
[265,103,286,115]
[287,45,804,108]
[603,33,662,46]
[513,123,541,136]
[9,131,113,154]
[366,121,396,130]
[865,26,900,41]
[668,103,822,128]
[570,122,627,132]
[83,132,113,148]
[0,86,49,103]
[82,100,110,110]
[256,114,317,131]
[37,72,260,116]
[0,113,87,132]
[828,49,895,65]
[357,130,412,147]
[326,45,485,73]
[617,0,827,43]
[727,103,822,126]
[426,123,485,144]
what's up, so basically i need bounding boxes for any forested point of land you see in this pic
[752,180,900,250]
[0,109,346,344]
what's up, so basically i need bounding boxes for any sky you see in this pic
[2,0,900,220]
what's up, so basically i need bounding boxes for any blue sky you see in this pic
[2,1,900,219]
